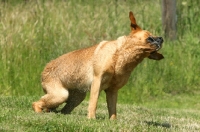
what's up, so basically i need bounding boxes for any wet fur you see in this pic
[32,11,164,119]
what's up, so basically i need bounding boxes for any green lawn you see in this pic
[0,96,200,131]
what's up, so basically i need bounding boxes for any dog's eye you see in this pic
[147,37,155,43]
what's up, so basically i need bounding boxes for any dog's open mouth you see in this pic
[147,36,163,51]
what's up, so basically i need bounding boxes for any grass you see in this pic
[0,0,200,131]
[0,0,199,99]
[0,96,200,132]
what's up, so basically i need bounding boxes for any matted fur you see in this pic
[32,11,164,119]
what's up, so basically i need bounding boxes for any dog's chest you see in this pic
[101,53,144,90]
[99,60,134,90]
[100,72,131,90]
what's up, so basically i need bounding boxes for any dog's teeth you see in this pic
[156,44,161,51]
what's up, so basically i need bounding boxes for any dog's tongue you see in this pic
[148,51,164,60]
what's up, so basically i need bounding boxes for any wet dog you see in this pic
[32,11,164,119]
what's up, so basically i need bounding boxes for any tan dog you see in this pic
[32,11,164,119]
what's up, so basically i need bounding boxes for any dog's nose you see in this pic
[147,36,163,51]
[155,37,163,51]
[156,37,164,44]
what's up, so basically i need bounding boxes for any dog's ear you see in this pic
[148,52,164,60]
[129,11,141,31]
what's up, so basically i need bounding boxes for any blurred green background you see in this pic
[0,0,199,106]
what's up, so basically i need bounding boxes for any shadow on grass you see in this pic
[144,121,171,128]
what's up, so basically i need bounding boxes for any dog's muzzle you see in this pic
[147,36,163,51]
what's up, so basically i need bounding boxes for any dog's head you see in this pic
[129,11,164,60]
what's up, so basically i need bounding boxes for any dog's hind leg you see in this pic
[32,83,69,113]
[61,89,86,114]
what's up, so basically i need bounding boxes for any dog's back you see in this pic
[42,44,98,91]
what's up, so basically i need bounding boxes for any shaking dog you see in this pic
[32,11,164,119]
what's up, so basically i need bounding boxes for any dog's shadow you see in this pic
[144,121,171,128]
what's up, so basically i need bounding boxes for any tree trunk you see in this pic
[162,0,177,40]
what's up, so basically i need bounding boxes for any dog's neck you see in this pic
[116,35,148,59]
[115,36,148,73]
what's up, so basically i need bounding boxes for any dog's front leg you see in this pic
[87,75,101,119]
[105,89,118,120]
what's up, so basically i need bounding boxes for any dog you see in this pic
[32,11,164,119]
